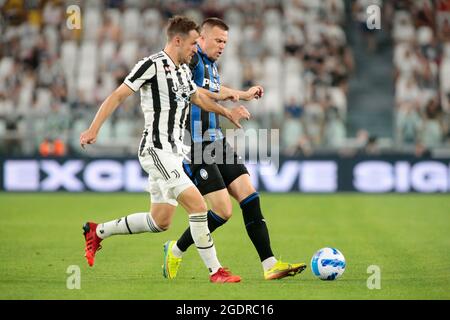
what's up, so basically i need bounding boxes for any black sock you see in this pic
[240,192,274,262]
[176,210,227,252]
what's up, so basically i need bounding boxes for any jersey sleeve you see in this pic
[124,57,155,92]
[188,53,200,72]
[184,65,198,95]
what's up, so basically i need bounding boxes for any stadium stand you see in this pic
[0,0,449,157]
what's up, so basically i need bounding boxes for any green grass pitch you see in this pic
[0,193,449,300]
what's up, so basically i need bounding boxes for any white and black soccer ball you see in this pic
[311,247,346,280]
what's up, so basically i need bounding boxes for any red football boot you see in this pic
[210,268,241,283]
[83,222,102,267]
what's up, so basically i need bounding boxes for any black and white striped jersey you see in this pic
[124,50,197,155]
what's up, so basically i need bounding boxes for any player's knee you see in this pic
[154,220,170,231]
[229,179,256,202]
[238,187,257,203]
[179,187,208,213]
[221,209,233,220]
[191,199,208,213]
[210,198,233,220]
[150,213,171,231]
[157,221,170,231]
[213,206,232,220]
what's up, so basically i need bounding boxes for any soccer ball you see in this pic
[311,247,346,280]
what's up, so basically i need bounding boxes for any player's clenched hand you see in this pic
[227,105,250,128]
[80,129,97,149]
[244,86,264,101]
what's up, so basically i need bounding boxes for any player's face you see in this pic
[179,30,200,64]
[203,26,228,61]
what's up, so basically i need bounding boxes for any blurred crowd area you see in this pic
[0,0,448,158]
[390,0,450,155]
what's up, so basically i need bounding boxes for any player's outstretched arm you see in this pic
[80,84,134,148]
[221,85,264,101]
[197,87,239,102]
[191,90,250,129]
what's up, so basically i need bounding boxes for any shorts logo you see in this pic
[200,169,208,180]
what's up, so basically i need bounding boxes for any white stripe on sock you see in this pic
[189,213,221,274]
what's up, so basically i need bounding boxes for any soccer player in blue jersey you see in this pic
[163,18,307,280]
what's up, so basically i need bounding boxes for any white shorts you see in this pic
[139,147,194,206]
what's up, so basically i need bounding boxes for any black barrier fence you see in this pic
[1,156,449,193]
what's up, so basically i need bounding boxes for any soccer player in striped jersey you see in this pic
[80,16,250,283]
[163,18,307,280]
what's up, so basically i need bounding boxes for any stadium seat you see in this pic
[221,58,242,90]
[262,57,282,90]
[119,41,138,68]
[142,8,161,25]
[224,8,243,26]
[77,41,98,102]
[105,9,122,28]
[83,9,102,41]
[282,118,305,150]
[263,25,284,56]
[328,87,347,120]
[0,57,14,80]
[95,120,114,145]
[0,119,6,138]
[114,118,135,146]
[99,40,117,69]
[440,61,450,93]
[122,8,140,40]
[61,40,78,72]
[283,72,304,103]
[43,26,59,56]
[264,8,282,26]
[68,118,86,152]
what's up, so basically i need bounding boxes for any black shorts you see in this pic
[182,138,249,195]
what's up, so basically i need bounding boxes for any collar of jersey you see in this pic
[162,50,178,68]
[197,45,214,64]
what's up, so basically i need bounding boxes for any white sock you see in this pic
[262,256,277,272]
[189,213,221,275]
[96,212,163,239]
[171,242,184,258]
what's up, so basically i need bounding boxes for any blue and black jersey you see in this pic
[183,46,250,191]
[187,45,224,143]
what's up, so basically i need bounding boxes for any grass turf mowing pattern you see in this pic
[0,193,449,299]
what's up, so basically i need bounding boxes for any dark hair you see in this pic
[166,15,200,40]
[202,17,229,31]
